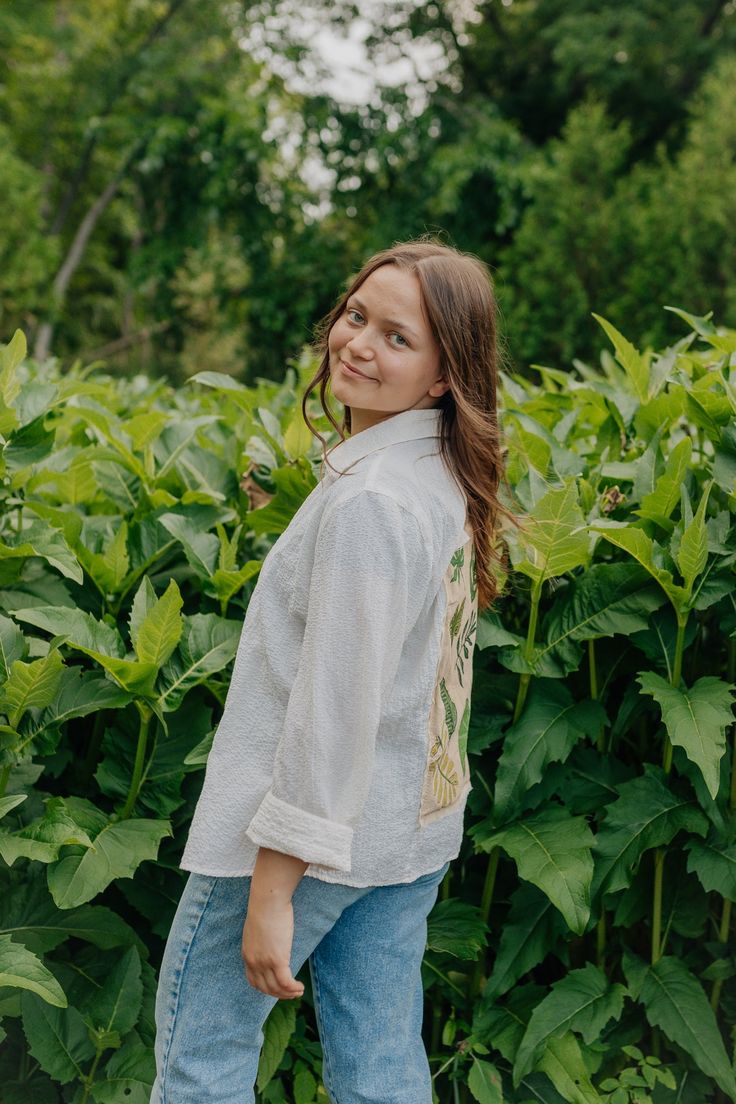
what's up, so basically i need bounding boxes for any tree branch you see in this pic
[33,141,145,361]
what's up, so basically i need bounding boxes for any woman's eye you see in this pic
[391,333,408,347]
[346,309,363,323]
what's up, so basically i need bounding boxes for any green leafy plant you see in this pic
[1,304,735,1102]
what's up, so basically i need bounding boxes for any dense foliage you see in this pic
[1,0,734,379]
[0,303,735,1101]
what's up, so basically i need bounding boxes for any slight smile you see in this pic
[340,359,375,380]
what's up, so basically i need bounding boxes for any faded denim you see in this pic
[150,860,451,1104]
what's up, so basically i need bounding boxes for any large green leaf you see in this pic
[539,563,666,675]
[89,1040,155,1104]
[506,481,589,584]
[676,483,711,593]
[12,605,125,658]
[592,766,708,899]
[210,561,262,605]
[513,963,626,1081]
[588,524,687,611]
[128,575,157,643]
[33,666,132,731]
[73,405,148,479]
[86,946,142,1036]
[131,578,183,666]
[534,1033,603,1104]
[636,437,692,527]
[468,1058,503,1104]
[592,314,651,403]
[0,793,26,819]
[256,999,297,1091]
[471,806,595,934]
[87,654,159,697]
[12,603,156,695]
[1,872,140,953]
[426,898,488,960]
[685,836,736,901]
[157,512,219,578]
[0,798,95,866]
[473,982,544,1060]
[624,951,736,1099]
[0,521,83,584]
[0,328,26,404]
[493,682,605,820]
[245,463,316,536]
[0,648,65,728]
[484,882,567,1001]
[157,613,242,711]
[0,613,27,678]
[21,990,95,1084]
[47,816,171,908]
[637,672,735,799]
[76,521,130,595]
[0,934,67,1007]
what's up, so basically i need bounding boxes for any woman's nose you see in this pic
[346,330,376,360]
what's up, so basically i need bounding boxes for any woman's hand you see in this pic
[242,847,309,999]
[242,894,305,999]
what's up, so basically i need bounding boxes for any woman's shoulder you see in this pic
[321,456,467,569]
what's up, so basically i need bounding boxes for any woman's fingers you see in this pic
[274,964,304,997]
[245,962,303,999]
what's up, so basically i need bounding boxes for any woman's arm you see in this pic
[242,847,309,999]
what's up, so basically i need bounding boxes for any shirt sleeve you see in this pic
[244,488,429,873]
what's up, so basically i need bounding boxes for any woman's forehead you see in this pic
[352,268,427,325]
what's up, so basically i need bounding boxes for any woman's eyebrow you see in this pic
[349,296,420,341]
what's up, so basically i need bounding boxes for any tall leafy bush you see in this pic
[0,307,734,1102]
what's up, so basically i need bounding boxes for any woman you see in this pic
[151,236,507,1103]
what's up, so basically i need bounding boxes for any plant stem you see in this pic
[469,845,500,999]
[710,898,732,1013]
[651,849,665,963]
[671,613,687,688]
[513,576,542,723]
[653,610,688,967]
[711,673,736,1014]
[596,909,606,971]
[588,637,598,697]
[423,959,467,1000]
[80,1048,105,1104]
[0,764,11,800]
[119,702,153,819]
[661,615,687,772]
[588,638,607,964]
[431,867,453,1055]
[78,709,108,789]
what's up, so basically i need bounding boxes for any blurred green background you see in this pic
[2,0,735,384]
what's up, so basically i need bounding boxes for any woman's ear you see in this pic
[430,377,452,398]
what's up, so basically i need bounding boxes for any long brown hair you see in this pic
[300,234,513,612]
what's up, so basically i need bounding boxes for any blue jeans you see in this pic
[150,860,451,1103]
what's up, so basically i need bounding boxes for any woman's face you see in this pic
[328,265,450,433]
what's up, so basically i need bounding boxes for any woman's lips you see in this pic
[340,359,374,380]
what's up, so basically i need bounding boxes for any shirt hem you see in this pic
[179,851,460,888]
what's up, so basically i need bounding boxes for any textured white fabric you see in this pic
[180,406,479,887]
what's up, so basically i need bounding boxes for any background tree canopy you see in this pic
[1,0,735,377]
[2,5,736,1101]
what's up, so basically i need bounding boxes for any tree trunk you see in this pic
[33,143,143,362]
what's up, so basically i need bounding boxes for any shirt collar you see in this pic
[321,407,442,480]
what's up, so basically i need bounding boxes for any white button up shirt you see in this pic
[180,406,479,886]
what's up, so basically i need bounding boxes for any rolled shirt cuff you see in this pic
[244,789,353,873]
